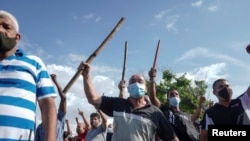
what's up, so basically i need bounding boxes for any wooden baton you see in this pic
[121,41,128,81]
[152,40,160,69]
[63,17,125,94]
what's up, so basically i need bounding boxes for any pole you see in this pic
[153,40,160,69]
[121,41,128,81]
[63,17,125,94]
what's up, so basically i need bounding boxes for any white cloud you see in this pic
[36,63,121,135]
[155,10,167,21]
[191,0,203,8]
[56,39,63,46]
[84,13,95,20]
[165,15,179,33]
[174,47,209,63]
[95,17,102,23]
[208,4,219,12]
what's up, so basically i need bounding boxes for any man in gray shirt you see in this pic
[85,108,107,141]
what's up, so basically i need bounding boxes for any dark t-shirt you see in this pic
[160,104,199,141]
[200,99,244,130]
[99,96,177,141]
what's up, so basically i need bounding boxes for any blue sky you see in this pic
[2,0,250,135]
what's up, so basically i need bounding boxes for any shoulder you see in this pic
[102,96,127,103]
[202,104,217,116]
[15,49,46,67]
[16,49,41,60]
[159,104,169,111]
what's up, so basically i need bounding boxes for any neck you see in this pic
[170,106,180,112]
[0,48,16,61]
[129,96,147,109]
[219,100,231,107]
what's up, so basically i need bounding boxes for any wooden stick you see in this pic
[121,41,128,81]
[28,129,32,141]
[153,40,160,69]
[63,17,125,94]
[19,135,22,141]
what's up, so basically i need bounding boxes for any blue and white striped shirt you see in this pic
[0,49,57,140]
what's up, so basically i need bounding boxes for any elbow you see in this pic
[87,96,101,107]
[88,99,96,105]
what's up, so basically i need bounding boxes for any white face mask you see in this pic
[169,97,181,107]
[128,82,146,98]
[107,128,113,133]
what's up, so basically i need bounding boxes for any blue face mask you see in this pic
[128,82,146,98]
[169,97,181,107]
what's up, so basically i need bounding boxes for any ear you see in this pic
[16,33,21,42]
[212,89,217,96]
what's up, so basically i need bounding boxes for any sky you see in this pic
[2,0,250,135]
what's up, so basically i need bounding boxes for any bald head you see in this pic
[129,74,146,85]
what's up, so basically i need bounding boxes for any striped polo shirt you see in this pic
[0,49,57,140]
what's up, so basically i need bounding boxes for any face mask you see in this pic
[107,128,113,133]
[128,82,146,98]
[218,87,232,101]
[169,97,181,107]
[0,32,17,53]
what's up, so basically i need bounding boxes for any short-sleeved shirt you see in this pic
[35,109,66,141]
[0,49,57,140]
[74,131,88,141]
[160,104,199,141]
[99,96,176,141]
[200,99,244,130]
[85,124,106,141]
[237,92,250,124]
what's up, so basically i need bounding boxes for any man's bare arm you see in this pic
[97,108,107,130]
[78,108,91,130]
[39,97,57,141]
[148,67,161,107]
[79,62,102,107]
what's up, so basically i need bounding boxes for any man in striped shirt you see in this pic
[0,10,57,140]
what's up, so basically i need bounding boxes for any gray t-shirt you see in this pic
[85,125,106,141]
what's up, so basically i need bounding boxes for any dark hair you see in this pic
[212,78,228,90]
[166,88,177,96]
[90,112,100,119]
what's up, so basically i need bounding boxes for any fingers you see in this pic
[50,74,56,78]
[199,96,206,102]
[78,61,90,77]
[149,67,157,80]
[118,80,126,89]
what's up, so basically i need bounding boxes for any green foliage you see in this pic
[152,69,208,115]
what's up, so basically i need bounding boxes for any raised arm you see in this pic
[75,117,79,125]
[65,119,72,135]
[191,96,206,122]
[148,67,161,107]
[96,108,108,130]
[50,74,67,114]
[78,62,102,108]
[118,80,126,98]
[78,108,91,130]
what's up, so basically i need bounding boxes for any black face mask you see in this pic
[218,87,231,101]
[0,32,17,53]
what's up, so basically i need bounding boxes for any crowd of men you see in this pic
[0,10,249,141]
